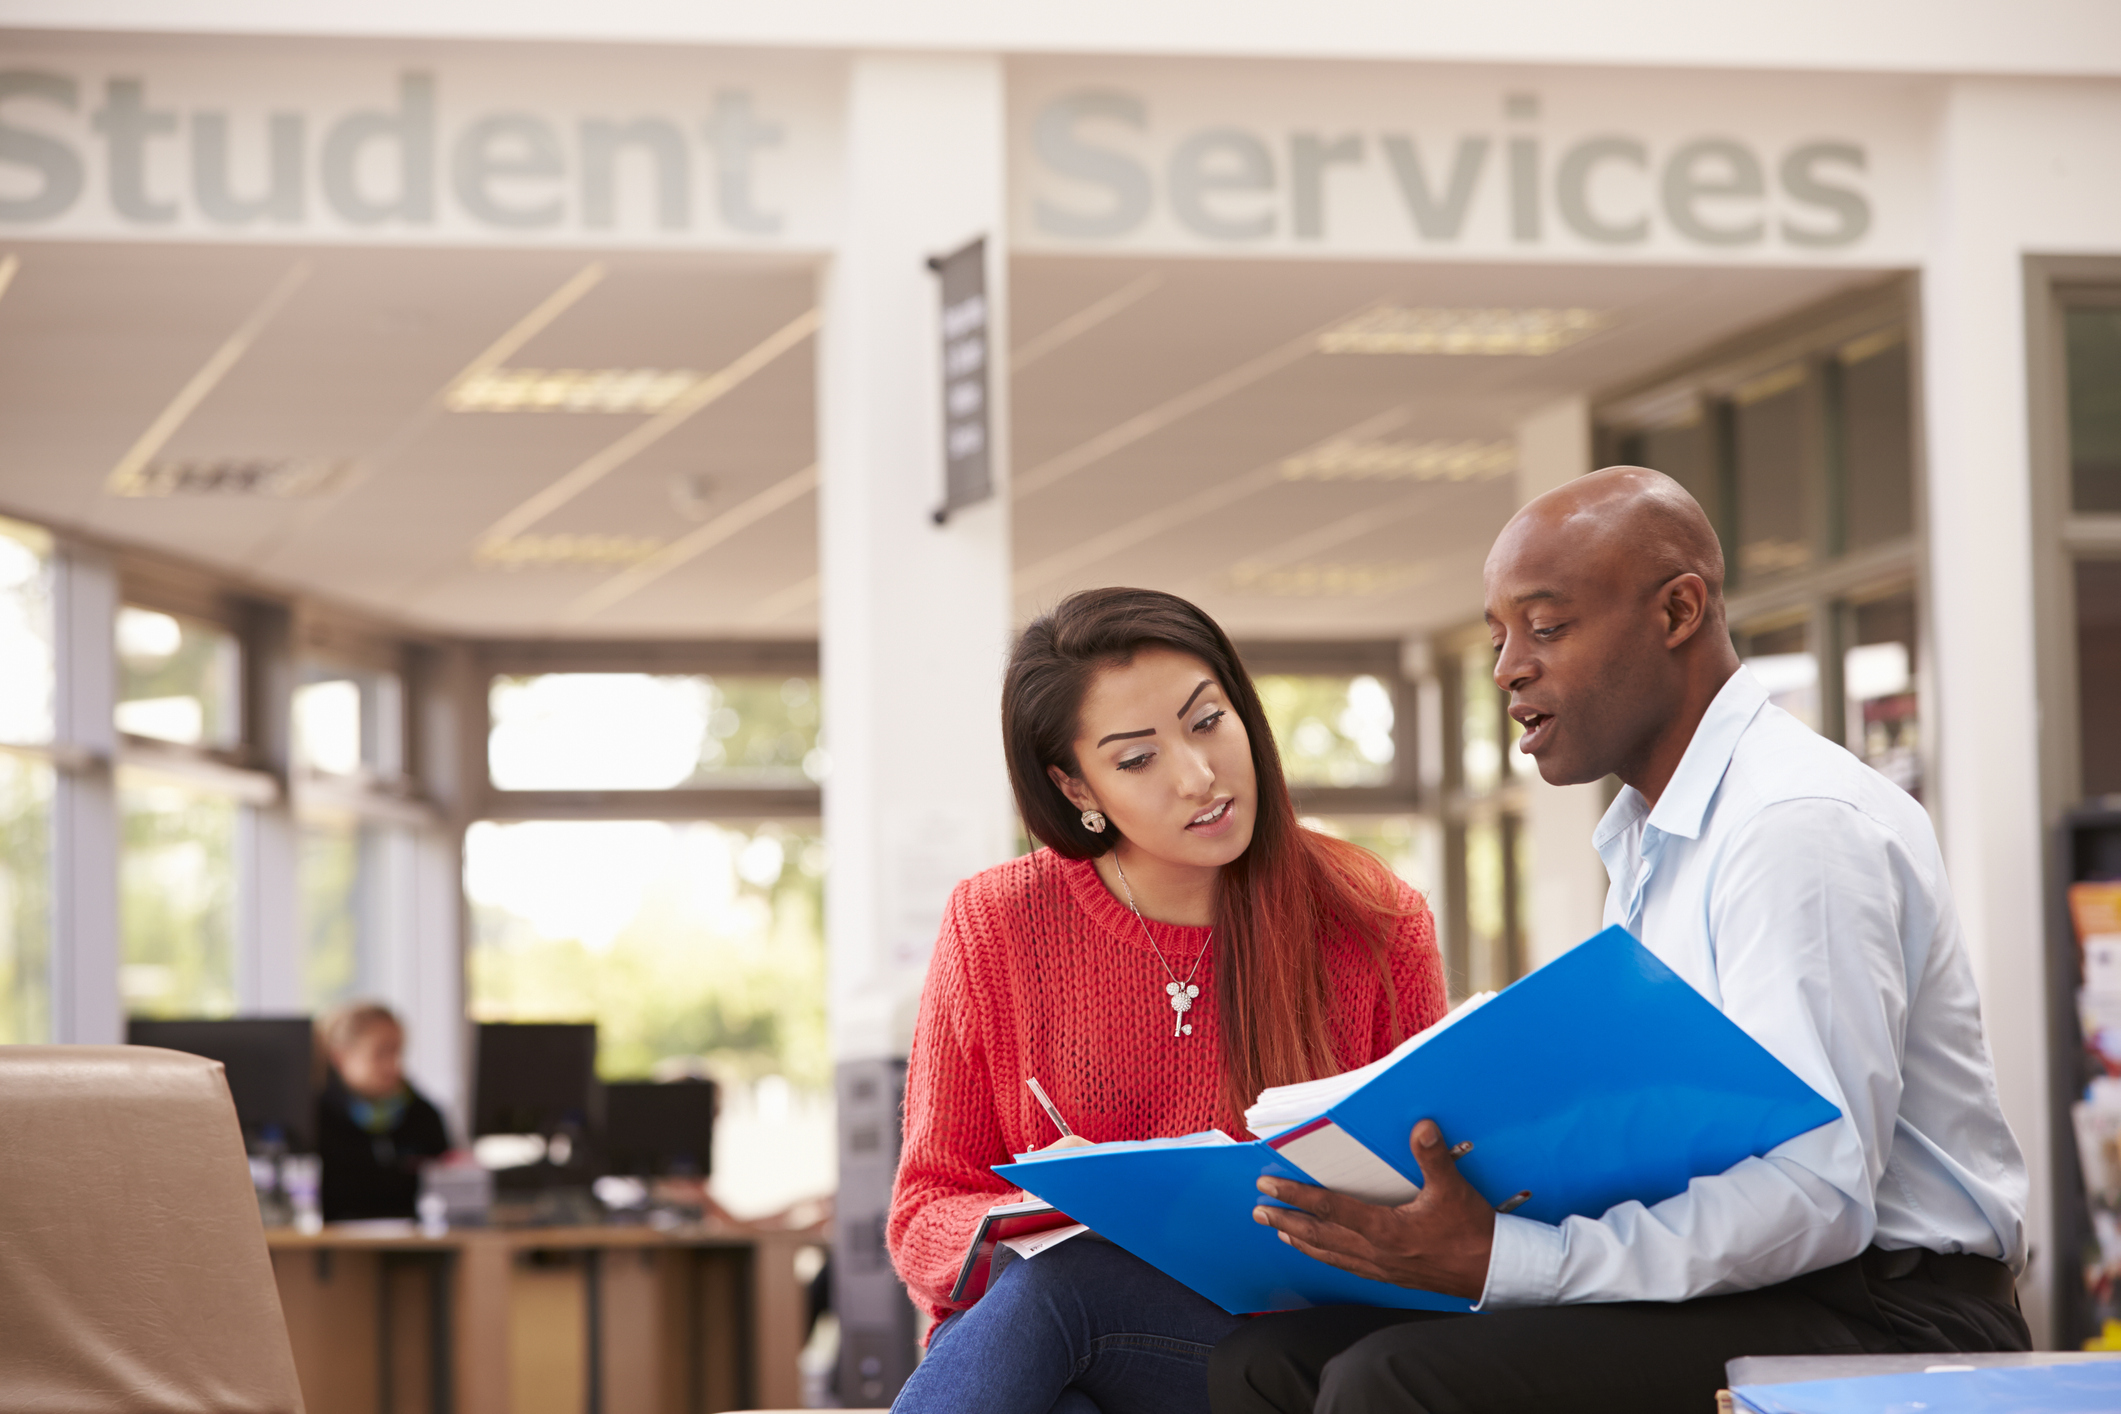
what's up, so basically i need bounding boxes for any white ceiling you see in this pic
[0,239,1883,642]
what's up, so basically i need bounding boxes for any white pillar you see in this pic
[818,54,1016,1067]
[1920,82,2054,1345]
[51,544,121,1045]
[1513,397,1609,967]
[819,53,1015,1397]
[237,602,302,1015]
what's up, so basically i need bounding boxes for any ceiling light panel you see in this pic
[109,457,355,498]
[1281,438,1515,483]
[1227,561,1437,597]
[1318,307,1610,356]
[448,368,702,414]
[472,533,665,569]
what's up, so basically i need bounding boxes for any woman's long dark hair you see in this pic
[1003,587,1406,1117]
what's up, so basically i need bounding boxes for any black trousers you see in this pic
[1206,1253,2030,1414]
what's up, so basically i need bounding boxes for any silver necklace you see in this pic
[1111,853,1212,1037]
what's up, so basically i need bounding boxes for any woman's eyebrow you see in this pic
[1097,727,1155,747]
[1176,680,1213,717]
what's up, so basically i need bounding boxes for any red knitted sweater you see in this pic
[886,846,1446,1322]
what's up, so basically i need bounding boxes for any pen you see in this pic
[1024,1077,1075,1139]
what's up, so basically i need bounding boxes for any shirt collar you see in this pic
[1590,666,1769,850]
[1643,666,1769,841]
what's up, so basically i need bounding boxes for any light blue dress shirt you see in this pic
[1478,666,2028,1308]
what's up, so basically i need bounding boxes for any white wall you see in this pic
[1922,76,2121,1346]
[11,1,2121,77]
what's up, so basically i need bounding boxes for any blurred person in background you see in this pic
[317,1001,450,1223]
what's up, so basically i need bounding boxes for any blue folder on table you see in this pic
[1733,1362,2121,1414]
[995,925,1840,1315]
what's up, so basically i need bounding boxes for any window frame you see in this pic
[2042,276,2121,812]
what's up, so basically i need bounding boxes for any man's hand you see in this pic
[1250,1119,1497,1300]
[1039,1133,1095,1152]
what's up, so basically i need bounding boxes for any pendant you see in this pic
[1165,981,1200,1036]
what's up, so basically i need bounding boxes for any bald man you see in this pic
[1209,469,2029,1414]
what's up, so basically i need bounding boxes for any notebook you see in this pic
[947,1198,1085,1302]
[995,925,1841,1314]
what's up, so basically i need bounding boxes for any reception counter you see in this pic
[267,1223,812,1414]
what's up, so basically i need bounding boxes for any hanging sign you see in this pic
[929,236,992,522]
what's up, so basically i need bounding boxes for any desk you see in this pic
[267,1225,811,1414]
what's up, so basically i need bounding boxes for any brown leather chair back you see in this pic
[0,1045,305,1413]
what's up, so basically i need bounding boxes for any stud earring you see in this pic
[1080,809,1107,834]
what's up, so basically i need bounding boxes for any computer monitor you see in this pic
[603,1080,717,1178]
[127,1016,318,1153]
[473,1021,597,1135]
[474,1022,600,1193]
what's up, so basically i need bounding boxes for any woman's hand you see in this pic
[1039,1133,1095,1152]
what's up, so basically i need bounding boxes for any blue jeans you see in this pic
[892,1235,1246,1414]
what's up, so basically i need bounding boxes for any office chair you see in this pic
[0,1046,305,1412]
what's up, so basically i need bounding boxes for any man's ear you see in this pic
[1047,764,1095,814]
[1661,573,1710,648]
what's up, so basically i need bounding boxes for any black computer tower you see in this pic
[833,1056,920,1404]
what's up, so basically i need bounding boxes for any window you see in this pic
[2068,306,2121,514]
[1629,406,1721,543]
[1305,815,1442,896]
[1459,651,1505,797]
[0,519,56,1042]
[116,607,241,749]
[290,653,416,1010]
[1733,364,1819,584]
[467,818,831,1215]
[119,773,238,1017]
[470,643,828,1215]
[2058,292,2121,803]
[1461,816,1514,993]
[2079,562,2121,800]
[295,662,401,779]
[113,598,260,1019]
[1304,814,1446,1006]
[300,813,364,1006]
[1239,645,1415,819]
[1255,673,1396,788]
[1418,632,1526,998]
[1738,619,1821,732]
[0,756,52,1043]
[1838,331,1916,551]
[0,518,54,747]
[488,672,823,791]
[0,518,450,1067]
[1604,290,1922,800]
[1845,590,1921,797]
[298,812,411,1011]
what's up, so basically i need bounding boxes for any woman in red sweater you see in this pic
[887,588,1446,1414]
